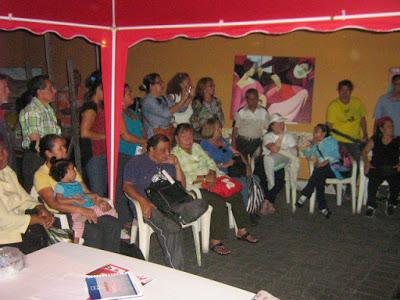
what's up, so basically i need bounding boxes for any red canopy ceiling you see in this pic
[1,0,400,29]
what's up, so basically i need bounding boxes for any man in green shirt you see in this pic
[19,75,61,191]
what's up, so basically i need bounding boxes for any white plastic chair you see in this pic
[307,158,358,214]
[125,192,212,266]
[30,186,70,229]
[249,155,297,212]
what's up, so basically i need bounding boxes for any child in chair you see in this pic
[49,158,118,243]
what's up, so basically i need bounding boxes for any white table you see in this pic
[0,242,256,300]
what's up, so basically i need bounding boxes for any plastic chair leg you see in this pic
[191,221,201,266]
[200,206,212,254]
[337,183,343,206]
[139,227,151,261]
[351,183,356,214]
[309,192,316,213]
[130,220,138,244]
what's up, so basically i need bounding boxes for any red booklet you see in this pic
[87,264,129,276]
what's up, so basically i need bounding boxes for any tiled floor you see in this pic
[147,193,400,299]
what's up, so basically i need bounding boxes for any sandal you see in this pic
[237,232,258,243]
[210,242,232,255]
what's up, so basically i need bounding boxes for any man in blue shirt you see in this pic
[374,74,400,136]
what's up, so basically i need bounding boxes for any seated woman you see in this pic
[363,117,400,216]
[34,134,121,253]
[141,73,191,140]
[172,123,258,256]
[296,124,345,218]
[49,158,118,243]
[191,77,225,140]
[200,117,262,225]
[166,73,193,125]
[0,138,54,254]
[116,84,147,227]
[255,113,299,214]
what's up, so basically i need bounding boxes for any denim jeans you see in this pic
[86,155,108,196]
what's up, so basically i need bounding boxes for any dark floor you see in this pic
[147,192,400,300]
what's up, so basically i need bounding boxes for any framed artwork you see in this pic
[231,55,315,123]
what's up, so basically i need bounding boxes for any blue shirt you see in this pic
[54,181,94,208]
[123,154,176,198]
[119,110,144,156]
[142,94,174,138]
[303,136,342,178]
[374,93,400,136]
[200,138,233,173]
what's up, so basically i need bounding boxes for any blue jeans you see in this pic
[86,155,108,197]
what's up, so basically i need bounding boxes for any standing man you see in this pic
[232,88,270,160]
[374,74,400,136]
[0,74,16,171]
[326,80,368,161]
[19,75,61,192]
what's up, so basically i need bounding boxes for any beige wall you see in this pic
[0,30,97,88]
[126,30,400,133]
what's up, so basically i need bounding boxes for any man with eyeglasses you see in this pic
[19,75,61,192]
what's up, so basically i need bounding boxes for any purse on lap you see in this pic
[202,175,242,198]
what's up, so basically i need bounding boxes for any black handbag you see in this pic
[227,155,247,177]
[145,175,208,225]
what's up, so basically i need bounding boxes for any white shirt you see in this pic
[234,106,270,139]
[263,132,297,155]
[171,94,193,125]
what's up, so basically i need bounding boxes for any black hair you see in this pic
[373,117,393,144]
[139,73,160,93]
[16,91,33,113]
[0,74,9,82]
[39,134,65,159]
[49,158,73,182]
[392,74,400,83]
[147,134,170,152]
[84,70,102,102]
[337,79,354,91]
[194,77,214,104]
[245,88,258,99]
[174,123,193,136]
[316,123,331,137]
[166,73,189,95]
[27,75,50,97]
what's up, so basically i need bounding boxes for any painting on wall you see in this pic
[231,55,315,123]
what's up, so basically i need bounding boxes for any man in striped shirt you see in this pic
[19,75,61,191]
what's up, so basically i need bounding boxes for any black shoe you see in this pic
[320,208,331,219]
[249,214,259,226]
[366,206,375,217]
[386,203,395,216]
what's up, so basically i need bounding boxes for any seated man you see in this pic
[172,123,258,256]
[123,134,201,270]
[0,138,54,253]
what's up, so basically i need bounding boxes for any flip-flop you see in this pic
[210,242,231,255]
[236,232,258,243]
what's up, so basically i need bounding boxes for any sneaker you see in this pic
[366,206,375,217]
[320,208,331,219]
[386,202,395,216]
[295,195,307,208]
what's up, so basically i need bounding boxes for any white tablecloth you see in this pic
[0,242,256,300]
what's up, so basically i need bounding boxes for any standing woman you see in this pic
[116,84,147,226]
[166,72,193,125]
[80,71,107,197]
[191,77,225,140]
[141,73,190,140]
